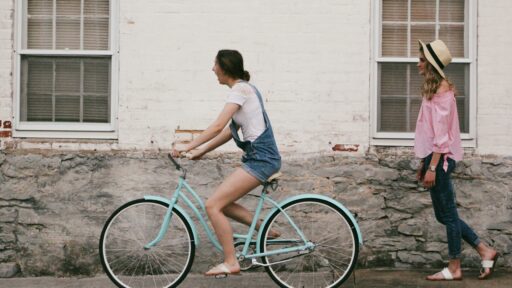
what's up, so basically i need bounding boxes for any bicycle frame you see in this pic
[143,176,314,259]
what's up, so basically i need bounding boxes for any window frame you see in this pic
[370,0,477,146]
[13,0,119,139]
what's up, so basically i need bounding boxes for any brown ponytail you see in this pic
[216,50,250,81]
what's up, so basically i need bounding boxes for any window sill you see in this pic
[370,136,476,148]
[13,130,117,140]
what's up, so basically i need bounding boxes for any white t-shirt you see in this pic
[226,82,266,142]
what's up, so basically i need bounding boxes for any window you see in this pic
[372,0,476,142]
[15,0,118,137]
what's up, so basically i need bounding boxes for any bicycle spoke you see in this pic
[152,247,186,273]
[108,249,140,269]
[147,259,157,288]
[315,232,344,245]
[127,253,144,286]
[316,246,354,260]
[107,228,146,247]
[320,254,351,267]
[149,251,174,283]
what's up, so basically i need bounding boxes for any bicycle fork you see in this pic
[143,195,179,250]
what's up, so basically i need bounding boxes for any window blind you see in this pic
[22,0,111,125]
[379,0,468,133]
[20,56,111,123]
[26,0,110,50]
[382,0,465,58]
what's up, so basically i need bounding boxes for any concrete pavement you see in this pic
[0,269,510,288]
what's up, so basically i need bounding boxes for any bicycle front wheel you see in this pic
[259,198,359,288]
[99,199,195,288]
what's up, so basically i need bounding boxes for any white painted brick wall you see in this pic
[476,0,512,155]
[117,0,371,153]
[0,0,13,148]
[0,0,12,122]
[1,0,511,156]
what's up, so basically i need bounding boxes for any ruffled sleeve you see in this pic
[431,93,454,154]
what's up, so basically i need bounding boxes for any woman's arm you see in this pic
[181,103,239,152]
[188,126,233,159]
[202,126,233,153]
[423,81,452,188]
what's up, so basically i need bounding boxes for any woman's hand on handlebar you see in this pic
[171,145,188,158]
[186,149,205,160]
[171,146,205,160]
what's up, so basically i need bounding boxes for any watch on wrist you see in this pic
[429,165,436,172]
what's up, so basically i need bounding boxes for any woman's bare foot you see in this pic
[256,220,281,239]
[268,229,281,239]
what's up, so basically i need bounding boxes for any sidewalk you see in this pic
[0,269,509,287]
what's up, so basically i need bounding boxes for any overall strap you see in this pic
[241,81,270,127]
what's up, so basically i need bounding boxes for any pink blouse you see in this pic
[414,90,463,171]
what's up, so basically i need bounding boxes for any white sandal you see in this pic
[426,267,462,281]
[480,253,499,280]
[205,263,241,278]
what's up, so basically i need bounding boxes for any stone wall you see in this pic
[0,148,511,277]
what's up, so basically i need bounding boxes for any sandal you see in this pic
[205,263,241,278]
[479,253,499,280]
[426,267,462,281]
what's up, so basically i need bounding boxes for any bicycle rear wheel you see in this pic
[99,199,195,288]
[259,198,359,288]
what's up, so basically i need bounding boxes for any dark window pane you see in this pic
[20,56,111,123]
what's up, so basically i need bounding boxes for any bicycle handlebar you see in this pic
[167,153,182,170]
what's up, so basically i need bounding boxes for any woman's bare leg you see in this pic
[204,168,260,274]
[223,203,281,238]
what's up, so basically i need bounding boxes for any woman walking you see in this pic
[414,39,498,281]
[172,50,281,276]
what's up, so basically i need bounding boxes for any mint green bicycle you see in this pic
[99,154,362,288]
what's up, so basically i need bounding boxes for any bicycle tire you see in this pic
[259,198,359,288]
[99,199,195,288]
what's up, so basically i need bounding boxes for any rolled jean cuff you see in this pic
[448,253,461,260]
[472,238,481,248]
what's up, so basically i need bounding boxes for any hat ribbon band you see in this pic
[426,43,445,70]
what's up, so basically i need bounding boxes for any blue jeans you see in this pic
[422,154,481,259]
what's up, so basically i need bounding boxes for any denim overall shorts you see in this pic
[229,82,281,183]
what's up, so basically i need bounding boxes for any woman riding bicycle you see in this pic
[172,50,281,276]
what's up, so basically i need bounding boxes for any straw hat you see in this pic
[419,39,452,79]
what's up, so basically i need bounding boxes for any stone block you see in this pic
[17,209,41,224]
[0,207,17,223]
[0,233,16,243]
[384,210,413,223]
[397,251,442,266]
[492,234,512,254]
[368,237,417,251]
[0,262,18,278]
[0,250,15,262]
[397,220,424,237]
